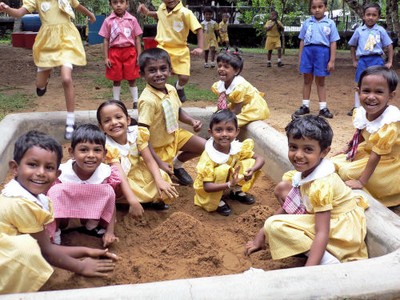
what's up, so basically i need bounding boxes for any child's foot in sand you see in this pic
[244,228,266,256]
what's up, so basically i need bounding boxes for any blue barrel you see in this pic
[21,14,41,31]
[88,15,105,45]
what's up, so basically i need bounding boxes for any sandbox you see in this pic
[0,108,399,299]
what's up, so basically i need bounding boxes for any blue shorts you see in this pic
[355,55,384,84]
[300,45,330,77]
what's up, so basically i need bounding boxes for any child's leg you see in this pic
[112,81,121,101]
[277,48,283,66]
[176,135,205,163]
[210,46,216,67]
[128,79,138,109]
[36,68,52,96]
[315,76,333,118]
[274,181,292,206]
[60,64,76,139]
[175,74,189,103]
[245,227,267,256]
[267,50,272,67]
[294,73,313,115]
[204,49,209,64]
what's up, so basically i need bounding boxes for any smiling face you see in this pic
[142,58,171,92]
[310,0,326,21]
[358,74,394,121]
[217,61,238,88]
[10,146,60,196]
[98,104,130,144]
[163,0,179,12]
[209,120,239,153]
[363,7,379,28]
[69,142,106,180]
[110,0,128,17]
[204,11,213,21]
[287,135,329,178]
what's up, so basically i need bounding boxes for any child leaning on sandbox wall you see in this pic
[99,0,143,110]
[0,0,96,140]
[245,115,369,266]
[194,109,265,216]
[201,6,219,68]
[137,0,204,103]
[211,49,270,127]
[0,131,118,295]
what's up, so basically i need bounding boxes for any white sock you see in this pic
[302,99,310,107]
[278,58,282,62]
[267,60,271,63]
[354,91,360,107]
[85,219,99,231]
[113,86,121,101]
[320,251,340,265]
[218,200,226,207]
[176,81,184,90]
[53,229,61,245]
[130,86,138,103]
[319,102,327,110]
[173,157,184,169]
[66,112,75,126]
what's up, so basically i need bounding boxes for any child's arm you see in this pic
[345,151,381,189]
[0,2,28,18]
[191,28,204,56]
[103,38,112,69]
[75,4,96,23]
[231,102,243,116]
[243,153,265,181]
[298,40,304,72]
[305,211,330,266]
[178,108,203,132]
[140,135,173,175]
[102,209,119,248]
[384,44,394,69]
[203,166,241,193]
[137,4,158,20]
[31,230,119,277]
[350,46,358,68]
[327,41,337,72]
[140,146,179,200]
[135,35,142,61]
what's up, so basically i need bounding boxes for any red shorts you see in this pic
[106,46,140,81]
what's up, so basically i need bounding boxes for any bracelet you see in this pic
[226,181,231,189]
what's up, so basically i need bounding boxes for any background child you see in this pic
[138,48,206,186]
[137,0,204,102]
[332,66,400,208]
[212,50,270,127]
[194,110,265,216]
[293,0,340,119]
[99,0,142,109]
[202,6,219,68]
[264,10,284,67]
[47,124,120,247]
[245,115,368,266]
[218,13,230,48]
[97,100,179,210]
[0,1,96,140]
[347,3,393,116]
[0,131,118,294]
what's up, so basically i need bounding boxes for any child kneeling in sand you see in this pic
[194,109,265,216]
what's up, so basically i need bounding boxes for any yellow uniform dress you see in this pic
[194,138,261,212]
[105,126,174,204]
[264,20,283,50]
[22,0,86,68]
[155,1,201,76]
[218,21,229,44]
[0,180,54,294]
[332,105,400,207]
[138,83,193,165]
[201,19,218,50]
[211,75,270,127]
[264,159,368,262]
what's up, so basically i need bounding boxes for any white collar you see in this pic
[353,105,400,133]
[1,179,50,211]
[205,137,242,164]
[105,125,138,156]
[58,159,111,184]
[216,75,246,95]
[292,158,335,187]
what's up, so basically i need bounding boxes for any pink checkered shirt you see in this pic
[282,186,307,214]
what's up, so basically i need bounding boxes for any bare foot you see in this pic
[244,228,266,256]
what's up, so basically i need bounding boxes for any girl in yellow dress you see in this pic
[245,115,368,265]
[97,100,178,212]
[211,50,270,127]
[0,0,95,140]
[332,66,400,207]
[194,109,265,216]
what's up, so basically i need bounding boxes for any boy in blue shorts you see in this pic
[293,0,340,119]
[347,3,393,116]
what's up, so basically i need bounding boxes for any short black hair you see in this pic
[203,6,213,14]
[358,65,398,93]
[363,3,381,15]
[209,109,238,129]
[285,115,333,151]
[71,124,106,149]
[109,0,127,4]
[310,0,327,9]
[216,48,244,74]
[139,48,171,74]
[13,130,63,167]
[97,99,129,124]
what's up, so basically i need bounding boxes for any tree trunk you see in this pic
[343,0,363,18]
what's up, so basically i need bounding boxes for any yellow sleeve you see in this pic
[370,123,398,156]
[196,153,216,182]
[282,170,297,182]
[211,81,219,96]
[71,0,80,8]
[138,89,157,127]
[137,126,150,152]
[228,83,248,104]
[186,9,202,33]
[22,0,37,13]
[239,139,255,159]
[105,145,121,164]
[308,178,333,212]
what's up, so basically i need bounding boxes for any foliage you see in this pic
[0,92,30,120]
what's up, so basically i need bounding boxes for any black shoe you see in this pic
[133,102,138,109]
[176,88,186,103]
[216,202,231,216]
[229,190,255,205]
[173,168,193,186]
[277,61,284,67]
[347,107,355,116]
[319,107,333,118]
[142,201,169,210]
[36,77,49,97]
[294,105,310,116]
[64,125,76,140]
[267,62,272,67]
[77,226,106,238]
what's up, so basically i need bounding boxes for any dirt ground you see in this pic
[1,44,399,291]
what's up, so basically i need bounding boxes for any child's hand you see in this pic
[345,179,364,189]
[160,161,174,175]
[129,199,144,218]
[102,232,119,248]
[191,48,203,56]
[88,14,96,24]
[243,168,254,181]
[78,257,116,277]
[87,248,119,260]
[230,166,241,186]
[327,61,335,72]
[137,4,148,15]
[192,119,202,132]
[352,60,358,68]
[0,2,9,11]
[156,180,179,200]
[385,62,393,69]
[105,58,112,69]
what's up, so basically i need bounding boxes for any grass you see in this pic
[0,92,30,120]
[0,34,11,45]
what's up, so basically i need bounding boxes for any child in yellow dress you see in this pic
[332,66,400,207]
[137,0,203,102]
[0,0,96,140]
[245,115,368,265]
[0,131,118,294]
[194,109,265,216]
[97,100,179,211]
[218,13,230,48]
[202,6,219,68]
[212,50,270,127]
